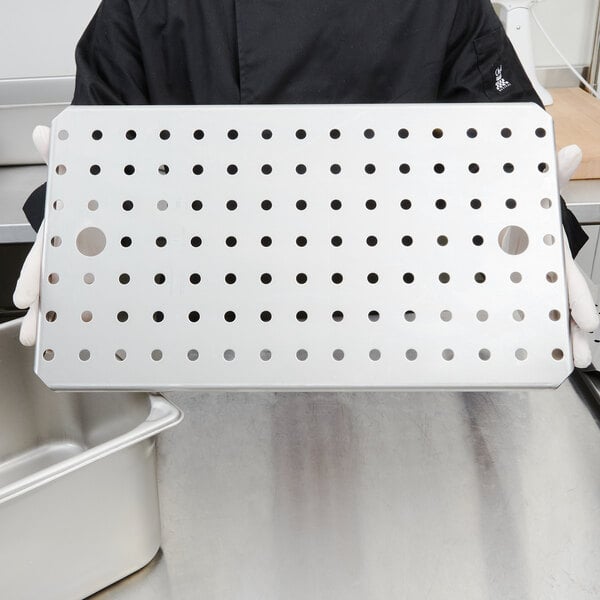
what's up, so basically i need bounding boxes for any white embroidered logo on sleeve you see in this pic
[495,66,512,93]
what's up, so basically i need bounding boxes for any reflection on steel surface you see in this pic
[93,379,600,599]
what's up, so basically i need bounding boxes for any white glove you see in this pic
[13,125,50,346]
[558,145,600,368]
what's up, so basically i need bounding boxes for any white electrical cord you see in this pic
[530,6,600,99]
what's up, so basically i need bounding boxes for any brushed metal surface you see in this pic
[0,103,68,166]
[0,76,74,165]
[0,76,74,106]
[0,318,183,600]
[37,103,571,390]
[90,374,600,600]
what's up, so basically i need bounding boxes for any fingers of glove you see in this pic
[571,317,593,368]
[557,145,582,191]
[19,299,39,347]
[32,125,51,165]
[563,234,600,332]
[13,220,45,309]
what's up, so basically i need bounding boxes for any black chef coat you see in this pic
[23,0,588,256]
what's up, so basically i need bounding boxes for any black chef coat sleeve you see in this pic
[437,0,589,259]
[22,0,149,233]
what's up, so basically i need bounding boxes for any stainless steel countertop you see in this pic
[91,374,600,600]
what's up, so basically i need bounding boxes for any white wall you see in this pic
[1,0,101,79]
[530,0,598,68]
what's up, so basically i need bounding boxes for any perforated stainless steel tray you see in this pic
[35,103,571,391]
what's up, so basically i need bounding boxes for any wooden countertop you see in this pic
[547,87,600,180]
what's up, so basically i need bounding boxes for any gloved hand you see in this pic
[558,145,600,368]
[13,125,50,346]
